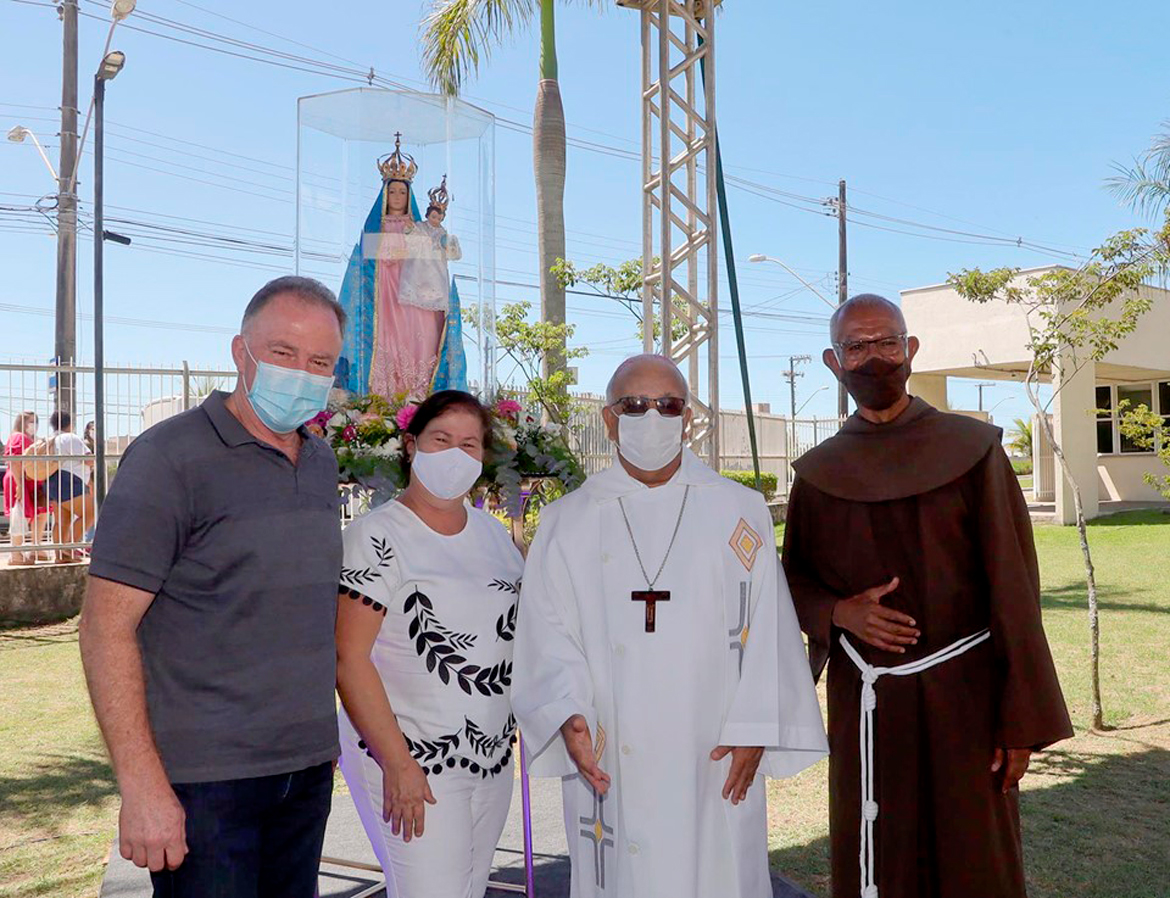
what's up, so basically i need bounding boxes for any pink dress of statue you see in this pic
[369,214,443,400]
[367,140,445,401]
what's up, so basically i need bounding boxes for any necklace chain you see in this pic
[618,485,690,591]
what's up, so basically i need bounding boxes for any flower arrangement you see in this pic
[307,391,585,514]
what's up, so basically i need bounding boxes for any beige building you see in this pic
[901,266,1170,524]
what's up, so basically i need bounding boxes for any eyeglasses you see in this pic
[609,396,688,418]
[833,334,908,365]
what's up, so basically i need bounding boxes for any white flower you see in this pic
[543,422,561,435]
[371,438,401,458]
[327,412,347,430]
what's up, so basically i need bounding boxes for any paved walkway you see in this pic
[100,776,815,897]
[1028,498,1170,523]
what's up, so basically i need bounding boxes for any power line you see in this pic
[1,2,1105,260]
[5,1,1096,310]
[0,300,235,334]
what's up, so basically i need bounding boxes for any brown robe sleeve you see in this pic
[973,445,1074,750]
[782,476,839,682]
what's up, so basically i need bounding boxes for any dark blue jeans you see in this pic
[150,762,333,898]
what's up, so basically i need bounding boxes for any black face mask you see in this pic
[839,357,911,412]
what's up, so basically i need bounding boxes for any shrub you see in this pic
[1011,458,1033,476]
[721,469,779,501]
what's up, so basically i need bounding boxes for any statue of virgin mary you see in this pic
[335,134,468,399]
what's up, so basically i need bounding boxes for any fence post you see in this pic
[182,361,191,411]
[813,416,819,444]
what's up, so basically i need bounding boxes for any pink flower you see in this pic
[309,410,332,428]
[495,399,522,419]
[395,404,419,431]
[342,424,358,443]
[359,411,383,424]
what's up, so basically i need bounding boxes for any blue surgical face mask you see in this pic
[243,342,334,434]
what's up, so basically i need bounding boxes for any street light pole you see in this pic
[795,384,829,418]
[93,49,127,509]
[747,255,836,310]
[6,127,59,181]
[93,72,107,507]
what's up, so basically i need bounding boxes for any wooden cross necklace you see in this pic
[618,485,690,633]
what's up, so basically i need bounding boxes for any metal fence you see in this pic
[567,393,845,494]
[0,362,235,566]
[1,361,844,566]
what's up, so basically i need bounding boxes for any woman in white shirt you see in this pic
[336,390,524,898]
[46,410,94,562]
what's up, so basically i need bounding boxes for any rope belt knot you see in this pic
[839,628,991,898]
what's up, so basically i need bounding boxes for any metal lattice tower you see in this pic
[620,0,720,465]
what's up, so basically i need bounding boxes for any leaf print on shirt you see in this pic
[465,713,517,758]
[490,578,521,596]
[403,729,461,764]
[405,589,478,651]
[404,589,511,695]
[340,536,395,587]
[495,600,519,642]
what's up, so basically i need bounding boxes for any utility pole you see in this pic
[56,0,80,415]
[976,381,995,412]
[783,354,810,469]
[836,178,848,419]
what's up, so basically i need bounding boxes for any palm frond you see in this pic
[421,0,537,96]
[1106,121,1170,218]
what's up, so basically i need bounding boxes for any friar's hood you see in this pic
[792,396,1002,502]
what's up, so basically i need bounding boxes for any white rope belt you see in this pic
[839,628,991,898]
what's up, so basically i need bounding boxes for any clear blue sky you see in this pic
[2,0,1167,427]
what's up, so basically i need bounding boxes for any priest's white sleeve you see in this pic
[719,502,828,779]
[511,503,597,778]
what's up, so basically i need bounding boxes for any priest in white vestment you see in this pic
[512,355,828,898]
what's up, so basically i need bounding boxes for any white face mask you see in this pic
[617,410,684,472]
[410,446,483,500]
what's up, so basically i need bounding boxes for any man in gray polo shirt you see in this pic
[80,276,345,898]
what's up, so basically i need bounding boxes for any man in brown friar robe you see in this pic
[782,294,1073,898]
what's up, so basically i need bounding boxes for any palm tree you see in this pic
[1107,119,1170,216]
[1007,416,1032,459]
[422,0,598,379]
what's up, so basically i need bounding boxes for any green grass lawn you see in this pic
[2,513,1168,897]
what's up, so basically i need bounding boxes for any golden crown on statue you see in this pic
[377,132,418,183]
[427,174,452,213]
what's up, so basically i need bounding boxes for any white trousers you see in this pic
[339,737,514,898]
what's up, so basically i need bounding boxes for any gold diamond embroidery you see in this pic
[729,519,763,572]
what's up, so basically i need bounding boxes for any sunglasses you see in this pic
[610,395,688,418]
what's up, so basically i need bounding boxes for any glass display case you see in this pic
[296,88,496,398]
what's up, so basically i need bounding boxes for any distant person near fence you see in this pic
[46,410,94,563]
[3,411,51,565]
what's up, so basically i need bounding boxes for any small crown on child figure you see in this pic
[427,174,451,214]
[377,132,418,184]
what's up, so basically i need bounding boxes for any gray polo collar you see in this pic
[202,390,317,456]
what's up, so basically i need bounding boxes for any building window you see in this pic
[1118,385,1155,453]
[1096,381,1169,455]
[1096,386,1114,455]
